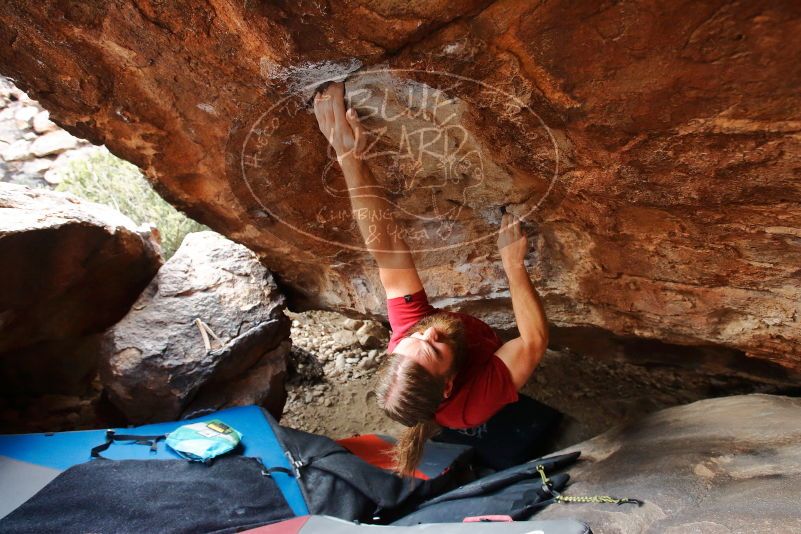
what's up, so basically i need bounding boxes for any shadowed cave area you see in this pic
[1,1,800,532]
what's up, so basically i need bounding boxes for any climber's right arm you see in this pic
[313,82,423,298]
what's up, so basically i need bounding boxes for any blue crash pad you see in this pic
[0,405,308,516]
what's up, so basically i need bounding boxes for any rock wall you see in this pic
[1,2,799,375]
[538,394,801,533]
[0,183,162,396]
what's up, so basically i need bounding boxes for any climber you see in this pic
[313,82,549,477]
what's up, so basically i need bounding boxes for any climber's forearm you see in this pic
[505,263,549,355]
[341,159,414,269]
[312,82,414,271]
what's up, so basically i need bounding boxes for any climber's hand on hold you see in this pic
[313,82,367,172]
[496,211,547,390]
[498,212,527,272]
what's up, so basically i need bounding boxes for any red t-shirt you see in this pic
[386,289,519,429]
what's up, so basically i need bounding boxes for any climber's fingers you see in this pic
[498,213,511,247]
[314,86,336,132]
[346,108,367,156]
[314,91,341,152]
[501,213,515,234]
[313,92,331,136]
[498,212,525,249]
[511,214,523,240]
[504,213,522,234]
[328,82,347,128]
[322,92,335,132]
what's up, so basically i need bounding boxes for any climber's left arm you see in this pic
[495,213,548,389]
[313,82,423,298]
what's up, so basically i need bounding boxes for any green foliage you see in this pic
[56,150,207,258]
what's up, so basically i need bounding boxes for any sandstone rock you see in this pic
[0,122,16,144]
[356,322,388,350]
[13,105,37,125]
[39,394,83,412]
[29,129,78,157]
[0,77,13,99]
[358,335,383,351]
[538,394,801,533]
[100,231,290,424]
[0,184,162,395]
[341,318,364,331]
[1,3,800,376]
[1,139,30,161]
[358,356,377,371]
[32,110,56,133]
[330,330,359,350]
[20,158,52,175]
[183,340,289,421]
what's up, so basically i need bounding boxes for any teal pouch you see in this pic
[166,420,242,463]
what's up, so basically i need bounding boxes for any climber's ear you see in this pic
[443,375,455,399]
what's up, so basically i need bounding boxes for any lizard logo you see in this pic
[239,67,559,253]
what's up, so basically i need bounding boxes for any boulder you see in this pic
[341,318,365,331]
[20,158,52,174]
[330,330,360,351]
[1,2,799,375]
[100,231,291,423]
[356,321,388,350]
[32,110,56,134]
[13,105,37,124]
[0,183,162,395]
[0,139,30,162]
[28,129,78,157]
[538,394,801,533]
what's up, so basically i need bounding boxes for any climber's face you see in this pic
[392,313,466,383]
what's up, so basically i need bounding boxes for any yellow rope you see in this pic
[536,464,642,506]
[556,494,638,505]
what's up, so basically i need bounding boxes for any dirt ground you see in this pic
[280,310,403,438]
[1,307,786,442]
[281,310,789,449]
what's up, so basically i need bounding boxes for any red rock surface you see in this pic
[1,2,799,373]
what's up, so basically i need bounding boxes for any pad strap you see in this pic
[91,429,167,459]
